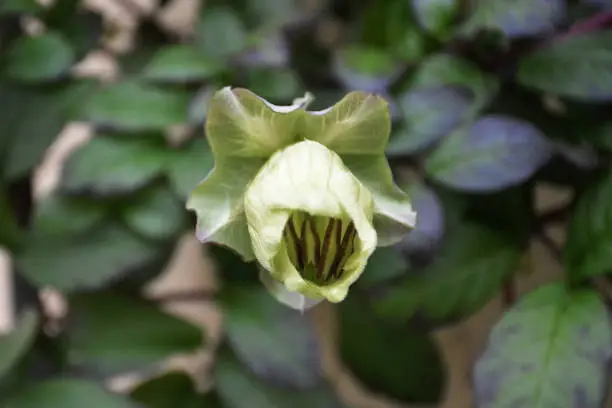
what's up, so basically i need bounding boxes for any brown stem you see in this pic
[150,289,216,303]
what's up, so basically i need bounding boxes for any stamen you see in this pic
[307,216,322,277]
[318,219,335,277]
[287,218,303,269]
[328,222,356,280]
[299,218,308,269]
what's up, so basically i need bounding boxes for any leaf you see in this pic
[188,86,216,125]
[517,31,612,102]
[356,246,408,289]
[196,7,247,58]
[339,294,445,403]
[122,184,185,241]
[220,285,323,389]
[67,292,203,375]
[426,115,553,192]
[215,346,345,408]
[5,32,75,81]
[410,53,498,113]
[564,170,612,281]
[387,85,474,155]
[16,222,160,291]
[61,135,168,195]
[130,372,222,408]
[0,310,38,379]
[0,189,23,250]
[85,81,192,131]
[397,184,445,255]
[411,0,459,38]
[460,0,566,38]
[0,80,94,180]
[33,194,105,236]
[0,0,41,14]
[4,379,137,408]
[143,45,224,83]
[208,245,260,285]
[166,138,214,199]
[242,0,304,26]
[333,45,401,92]
[245,68,302,103]
[473,283,612,408]
[373,223,521,323]
[51,11,103,60]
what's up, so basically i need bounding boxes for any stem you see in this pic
[150,289,216,303]
[502,279,516,307]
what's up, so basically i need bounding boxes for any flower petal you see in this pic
[341,155,417,246]
[244,140,377,303]
[259,267,323,312]
[186,157,265,261]
[206,87,303,158]
[302,91,391,154]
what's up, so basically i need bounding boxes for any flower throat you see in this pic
[282,211,358,286]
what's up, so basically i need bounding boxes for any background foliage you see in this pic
[2,0,612,407]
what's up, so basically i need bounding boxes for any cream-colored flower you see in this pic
[244,140,377,305]
[186,87,416,310]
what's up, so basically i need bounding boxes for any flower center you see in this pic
[282,211,359,286]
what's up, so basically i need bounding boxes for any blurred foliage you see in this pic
[1,0,612,407]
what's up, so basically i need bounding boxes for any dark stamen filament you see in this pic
[318,219,336,277]
[287,218,303,269]
[283,213,358,285]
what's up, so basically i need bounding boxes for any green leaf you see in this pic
[166,138,214,199]
[143,45,224,83]
[333,46,400,92]
[5,32,74,81]
[460,0,566,38]
[196,7,247,58]
[387,85,474,155]
[33,194,105,236]
[0,81,94,180]
[0,188,23,250]
[130,372,222,408]
[16,222,160,291]
[245,68,302,103]
[67,292,203,374]
[397,184,445,255]
[51,11,103,60]
[411,0,459,38]
[85,82,191,131]
[426,115,552,192]
[208,245,260,285]
[215,347,345,408]
[565,170,612,281]
[0,0,40,14]
[0,310,38,379]
[410,53,498,114]
[339,294,444,403]
[61,135,168,195]
[473,283,612,408]
[5,379,137,408]
[517,31,612,102]
[355,246,407,289]
[122,184,185,241]
[221,285,323,389]
[373,223,521,323]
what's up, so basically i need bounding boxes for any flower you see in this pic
[186,87,416,310]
